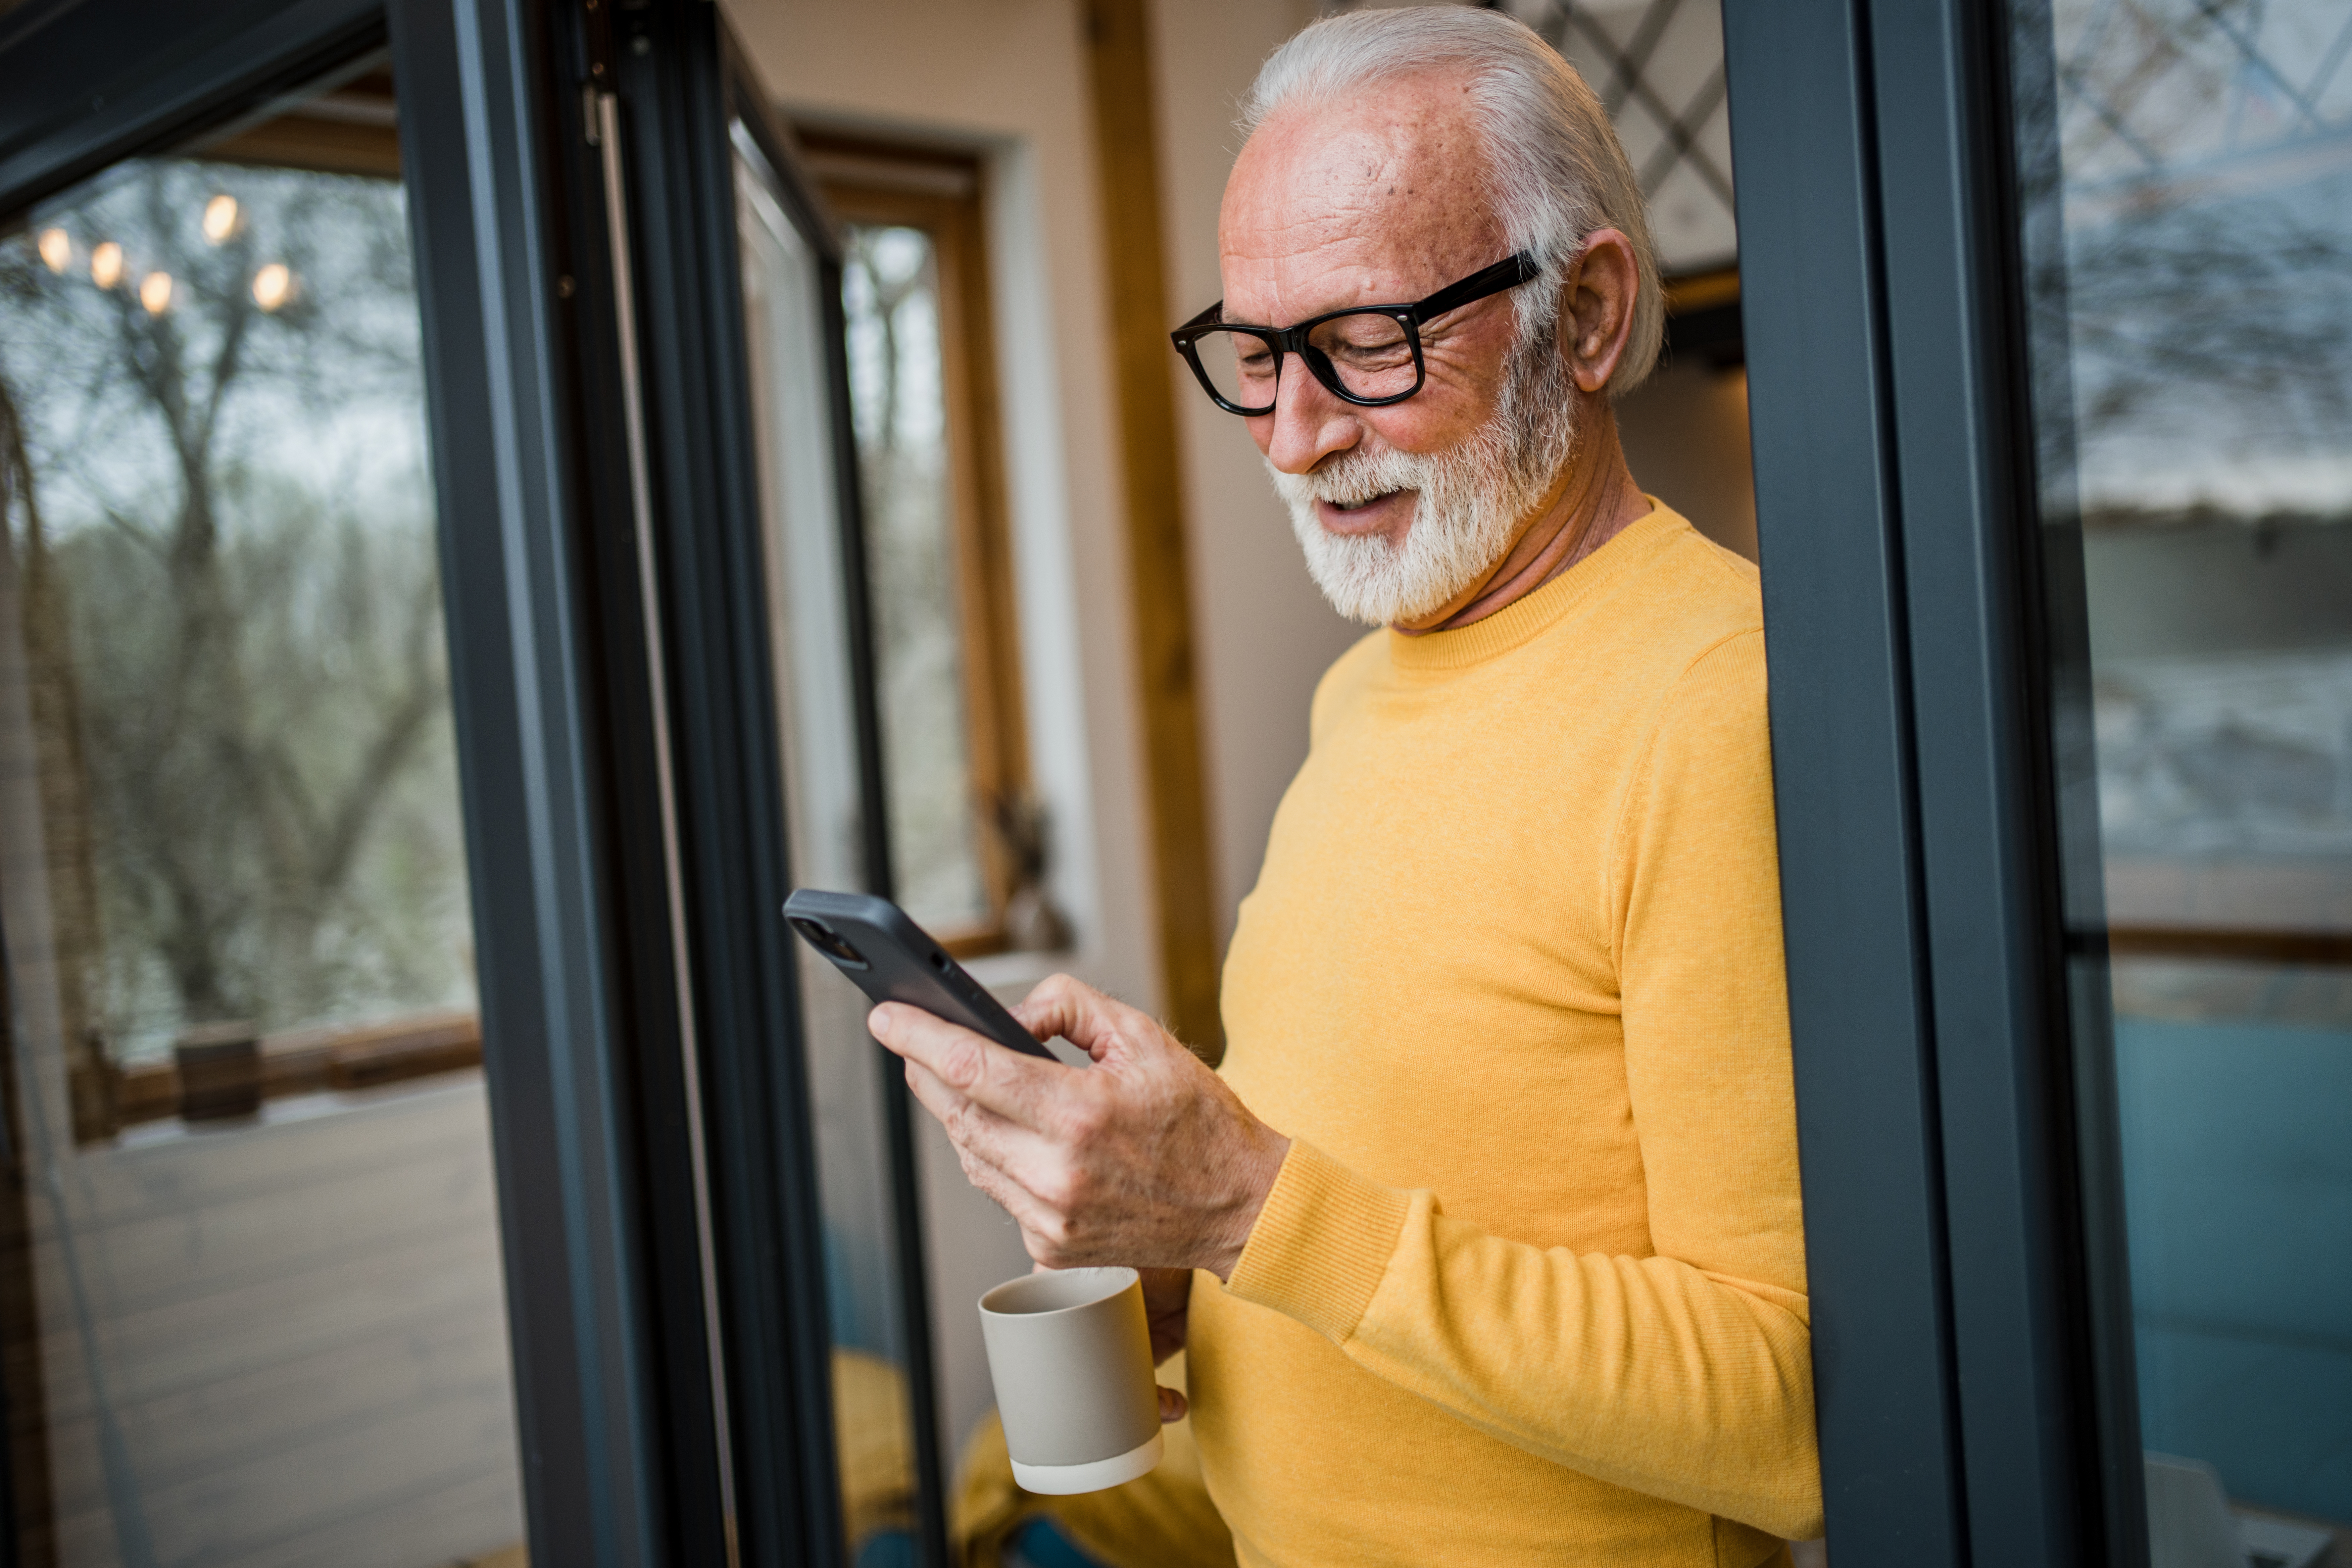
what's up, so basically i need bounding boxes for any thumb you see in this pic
[1157,1384,1188,1424]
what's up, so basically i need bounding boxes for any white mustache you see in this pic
[1268,441,1430,512]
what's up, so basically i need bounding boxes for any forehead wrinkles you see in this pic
[1221,84,1503,321]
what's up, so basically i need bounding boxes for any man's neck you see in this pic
[1394,406,1650,637]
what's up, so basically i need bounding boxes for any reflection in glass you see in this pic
[4,163,474,1070]
[0,71,520,1568]
[2012,0,2352,1552]
[734,125,922,1564]
[840,225,989,933]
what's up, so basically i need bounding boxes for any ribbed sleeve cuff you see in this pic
[1223,1140,1411,1344]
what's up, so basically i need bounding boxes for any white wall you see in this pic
[729,0,1361,984]
[1618,363,1758,562]
[726,0,1162,1022]
[724,0,1158,1469]
[1148,0,1362,949]
[723,0,1367,1470]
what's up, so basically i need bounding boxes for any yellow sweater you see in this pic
[1189,505,1820,1567]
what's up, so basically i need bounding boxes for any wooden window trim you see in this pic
[1663,265,1741,315]
[188,67,403,179]
[1081,0,1223,1056]
[800,132,1034,959]
[2104,926,2352,967]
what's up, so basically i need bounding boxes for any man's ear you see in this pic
[1558,229,1639,395]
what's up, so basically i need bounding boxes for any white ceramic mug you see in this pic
[978,1266,1165,1495]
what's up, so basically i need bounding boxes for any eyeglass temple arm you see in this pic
[1173,300,1225,338]
[1407,251,1542,325]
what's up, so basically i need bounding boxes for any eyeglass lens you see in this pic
[1193,311,1417,410]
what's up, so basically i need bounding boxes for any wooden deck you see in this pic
[20,1074,524,1568]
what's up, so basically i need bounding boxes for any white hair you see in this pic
[1240,6,1665,396]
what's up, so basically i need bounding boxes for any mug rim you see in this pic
[978,1265,1139,1320]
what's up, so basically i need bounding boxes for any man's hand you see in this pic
[1139,1265,1192,1363]
[868,975,1291,1282]
[1141,1266,1193,1422]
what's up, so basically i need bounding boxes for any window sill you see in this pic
[98,1010,482,1141]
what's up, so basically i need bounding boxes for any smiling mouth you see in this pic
[1328,490,1404,513]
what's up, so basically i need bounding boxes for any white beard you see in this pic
[1266,341,1578,627]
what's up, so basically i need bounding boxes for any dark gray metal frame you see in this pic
[1725,2,2145,1565]
[710,53,959,1568]
[569,1,950,1561]
[0,0,865,1562]
[389,0,680,1556]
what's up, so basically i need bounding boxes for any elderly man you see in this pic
[869,9,1819,1565]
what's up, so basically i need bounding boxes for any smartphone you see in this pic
[783,888,1057,1061]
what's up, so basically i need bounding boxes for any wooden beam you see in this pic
[112,1011,485,1130]
[2106,925,2352,968]
[1663,265,1741,315]
[1081,0,1224,1057]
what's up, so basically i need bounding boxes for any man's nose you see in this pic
[1256,354,1361,475]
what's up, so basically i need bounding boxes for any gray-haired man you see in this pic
[873,11,1818,1563]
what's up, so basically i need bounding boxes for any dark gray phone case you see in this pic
[782,888,1056,1060]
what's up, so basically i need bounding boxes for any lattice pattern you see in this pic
[1320,0,1738,274]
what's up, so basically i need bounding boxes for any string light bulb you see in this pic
[202,194,239,244]
[251,263,294,312]
[139,272,173,314]
[90,241,123,290]
[37,229,70,274]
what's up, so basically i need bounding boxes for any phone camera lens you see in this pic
[789,917,868,968]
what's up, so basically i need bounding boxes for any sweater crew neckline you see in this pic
[1385,501,1683,673]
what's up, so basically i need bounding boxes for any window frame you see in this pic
[800,132,1034,959]
[1724,1,2147,1564]
[594,13,956,1566]
[0,1,757,1563]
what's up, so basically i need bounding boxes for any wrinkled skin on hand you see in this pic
[868,975,1292,1423]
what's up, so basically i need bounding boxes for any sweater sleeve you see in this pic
[1220,630,1821,1540]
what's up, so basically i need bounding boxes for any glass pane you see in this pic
[732,125,923,1564]
[2010,0,2352,1555]
[839,224,989,934]
[0,65,522,1567]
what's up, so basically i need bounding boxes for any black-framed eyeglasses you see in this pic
[1169,251,1540,416]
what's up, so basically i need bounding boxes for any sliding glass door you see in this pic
[1727,0,2349,1563]
[735,121,943,1567]
[2008,2,2352,1557]
[0,52,523,1568]
[1,0,870,1561]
